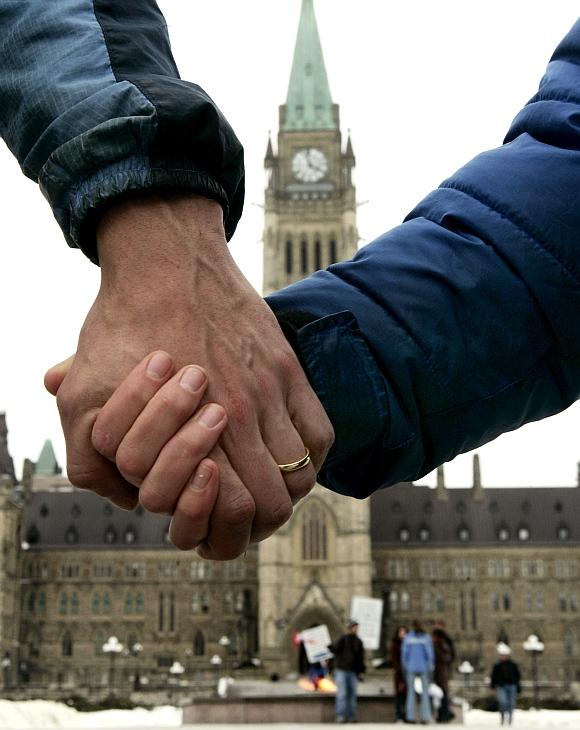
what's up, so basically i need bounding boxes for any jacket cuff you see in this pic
[40,154,230,265]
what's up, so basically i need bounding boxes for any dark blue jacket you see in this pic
[1,2,579,499]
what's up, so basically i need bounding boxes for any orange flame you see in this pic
[297,676,337,693]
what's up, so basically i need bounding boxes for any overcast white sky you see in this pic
[0,1,578,487]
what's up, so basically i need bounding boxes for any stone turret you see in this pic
[472,453,485,502]
[436,464,448,501]
[0,413,16,486]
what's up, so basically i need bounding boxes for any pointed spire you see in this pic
[35,439,61,476]
[472,453,484,501]
[345,130,355,159]
[0,413,16,485]
[284,0,335,131]
[436,464,448,501]
[265,131,275,161]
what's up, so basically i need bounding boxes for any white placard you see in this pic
[299,624,333,663]
[350,596,384,650]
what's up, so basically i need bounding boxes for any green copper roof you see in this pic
[36,439,60,476]
[284,0,335,131]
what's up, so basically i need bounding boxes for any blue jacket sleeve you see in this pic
[267,21,580,498]
[0,0,244,263]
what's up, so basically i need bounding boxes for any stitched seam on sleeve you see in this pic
[440,180,580,285]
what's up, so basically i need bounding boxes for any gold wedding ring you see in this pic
[278,448,311,473]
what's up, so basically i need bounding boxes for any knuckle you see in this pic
[221,492,256,531]
[116,446,146,484]
[267,499,294,531]
[139,487,172,515]
[228,391,252,428]
[91,424,115,459]
[275,348,300,379]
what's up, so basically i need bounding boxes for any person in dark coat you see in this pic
[433,628,454,723]
[491,644,521,726]
[329,619,366,723]
[389,626,407,723]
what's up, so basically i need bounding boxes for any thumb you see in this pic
[44,355,75,396]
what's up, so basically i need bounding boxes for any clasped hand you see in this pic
[45,195,334,559]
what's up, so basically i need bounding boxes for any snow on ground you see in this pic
[1,701,580,729]
[0,700,181,729]
[466,709,580,728]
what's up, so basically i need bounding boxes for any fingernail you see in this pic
[196,404,223,428]
[146,352,172,380]
[190,464,212,492]
[180,366,206,394]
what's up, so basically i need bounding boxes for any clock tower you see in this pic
[263,0,358,295]
[259,0,371,673]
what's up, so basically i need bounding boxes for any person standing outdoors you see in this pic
[389,626,408,723]
[432,627,454,723]
[491,644,521,726]
[329,619,366,724]
[402,620,434,724]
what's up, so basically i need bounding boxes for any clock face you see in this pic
[292,148,328,183]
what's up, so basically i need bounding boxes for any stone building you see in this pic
[1,0,579,694]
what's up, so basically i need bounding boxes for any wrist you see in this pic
[97,192,227,291]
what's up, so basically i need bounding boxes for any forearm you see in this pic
[0,0,244,262]
[268,19,580,497]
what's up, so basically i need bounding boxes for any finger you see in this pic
[263,411,317,507]
[286,376,335,473]
[169,459,219,550]
[63,409,139,511]
[218,408,294,544]
[44,355,75,396]
[138,404,227,514]
[115,365,211,486]
[196,446,255,560]
[91,351,176,461]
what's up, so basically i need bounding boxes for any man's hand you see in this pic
[55,193,334,559]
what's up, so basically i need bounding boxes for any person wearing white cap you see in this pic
[491,644,521,726]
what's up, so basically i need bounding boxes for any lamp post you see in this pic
[210,654,222,693]
[458,660,474,698]
[168,661,185,702]
[0,655,11,692]
[218,635,231,677]
[523,634,544,708]
[130,642,143,692]
[102,636,124,696]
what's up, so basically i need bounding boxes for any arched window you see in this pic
[27,592,36,613]
[490,592,500,611]
[194,630,205,656]
[38,592,46,614]
[202,591,210,614]
[435,592,445,613]
[314,239,322,270]
[401,591,411,612]
[70,592,79,614]
[329,238,337,265]
[300,239,308,274]
[125,594,133,614]
[62,631,73,657]
[235,591,245,613]
[565,630,577,658]
[223,590,233,614]
[104,525,117,544]
[422,591,434,613]
[135,593,144,614]
[285,239,293,275]
[92,594,101,614]
[124,525,137,544]
[59,592,68,615]
[302,502,328,561]
[191,591,200,614]
[65,524,78,544]
[389,591,399,613]
[103,593,111,614]
[503,593,511,611]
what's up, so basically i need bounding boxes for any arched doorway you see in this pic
[287,606,344,675]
